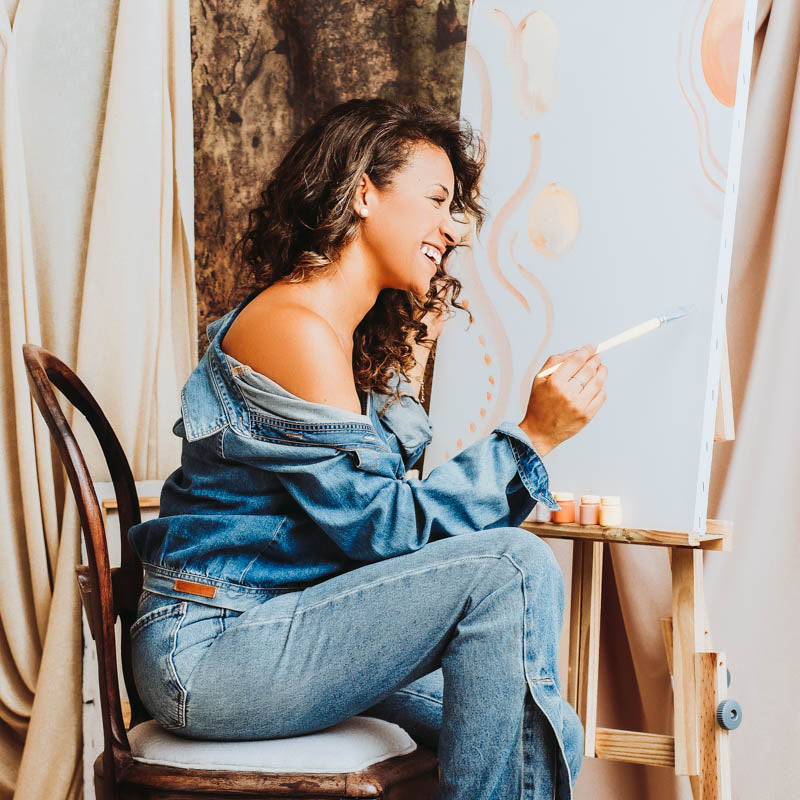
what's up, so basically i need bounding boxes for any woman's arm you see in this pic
[221,419,558,562]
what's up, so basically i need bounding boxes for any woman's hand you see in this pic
[519,344,607,457]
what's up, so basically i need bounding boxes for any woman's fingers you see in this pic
[539,344,595,381]
[577,371,603,403]
[583,385,607,419]
[562,354,602,395]
[574,359,606,394]
[560,345,597,381]
[539,349,575,371]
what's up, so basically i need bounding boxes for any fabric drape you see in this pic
[0,0,195,797]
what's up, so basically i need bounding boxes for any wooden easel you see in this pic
[522,334,737,800]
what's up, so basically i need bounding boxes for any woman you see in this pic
[129,97,607,800]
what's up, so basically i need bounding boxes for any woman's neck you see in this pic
[283,240,383,348]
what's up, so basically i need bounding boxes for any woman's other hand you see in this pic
[420,304,448,342]
[519,344,607,457]
[406,306,449,400]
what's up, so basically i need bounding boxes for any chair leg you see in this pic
[567,540,603,758]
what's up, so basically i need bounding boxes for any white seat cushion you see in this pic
[128,716,417,773]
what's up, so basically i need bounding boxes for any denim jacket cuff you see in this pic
[494,422,561,511]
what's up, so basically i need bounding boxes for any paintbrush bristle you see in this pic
[659,304,695,325]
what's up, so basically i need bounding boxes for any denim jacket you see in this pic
[127,291,560,612]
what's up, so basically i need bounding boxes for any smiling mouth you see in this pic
[420,243,443,265]
[420,250,438,273]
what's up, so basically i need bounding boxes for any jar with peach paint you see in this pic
[579,495,601,526]
[599,496,623,528]
[551,492,575,524]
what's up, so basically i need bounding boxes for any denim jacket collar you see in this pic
[180,292,388,451]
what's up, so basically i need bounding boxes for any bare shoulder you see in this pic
[221,292,361,414]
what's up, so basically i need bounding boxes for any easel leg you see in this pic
[696,652,732,800]
[671,548,704,777]
[567,540,603,758]
[662,614,703,799]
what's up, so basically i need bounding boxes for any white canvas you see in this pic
[427,0,758,533]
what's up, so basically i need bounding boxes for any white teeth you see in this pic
[421,244,442,265]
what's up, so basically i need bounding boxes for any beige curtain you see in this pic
[0,0,195,797]
[555,0,799,796]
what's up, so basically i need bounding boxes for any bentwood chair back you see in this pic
[22,343,438,800]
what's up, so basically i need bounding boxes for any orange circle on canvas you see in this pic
[527,183,580,258]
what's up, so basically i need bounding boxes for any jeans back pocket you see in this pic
[131,595,188,731]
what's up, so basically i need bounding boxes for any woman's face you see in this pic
[354,143,463,297]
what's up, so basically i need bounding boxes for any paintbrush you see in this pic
[536,305,695,379]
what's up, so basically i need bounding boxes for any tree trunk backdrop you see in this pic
[191,0,469,358]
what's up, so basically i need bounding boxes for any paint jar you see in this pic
[533,503,552,523]
[599,496,623,528]
[551,492,575,524]
[579,495,601,526]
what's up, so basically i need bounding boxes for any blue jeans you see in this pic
[131,528,584,799]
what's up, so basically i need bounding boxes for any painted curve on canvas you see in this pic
[677,0,727,193]
[490,8,559,118]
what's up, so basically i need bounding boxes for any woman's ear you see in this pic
[352,174,374,218]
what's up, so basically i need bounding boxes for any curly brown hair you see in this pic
[233,97,486,395]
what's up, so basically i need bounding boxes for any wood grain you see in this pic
[594,729,675,769]
[522,519,731,550]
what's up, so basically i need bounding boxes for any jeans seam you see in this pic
[223,616,295,632]
[395,687,443,706]
[181,607,231,696]
[164,602,188,730]
[223,553,523,634]
[130,601,183,640]
[290,553,520,618]
[501,550,572,799]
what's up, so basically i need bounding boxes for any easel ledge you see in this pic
[521,518,732,551]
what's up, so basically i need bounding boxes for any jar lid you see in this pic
[601,495,621,505]
[553,492,575,501]
[581,494,601,504]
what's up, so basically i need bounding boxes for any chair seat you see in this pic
[128,716,417,774]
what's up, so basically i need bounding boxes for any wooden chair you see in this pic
[22,343,438,800]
